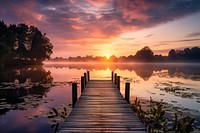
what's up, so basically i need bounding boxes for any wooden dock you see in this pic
[59,73,146,132]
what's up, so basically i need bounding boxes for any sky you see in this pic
[1,0,200,58]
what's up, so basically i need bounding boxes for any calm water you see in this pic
[0,63,200,133]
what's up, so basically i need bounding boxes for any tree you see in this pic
[0,42,10,64]
[0,21,53,66]
[168,47,200,62]
[0,21,12,64]
[127,55,134,61]
[168,49,177,61]
[109,55,117,62]
[190,47,200,61]
[29,26,53,62]
[154,54,166,62]
[14,24,29,59]
[134,46,154,62]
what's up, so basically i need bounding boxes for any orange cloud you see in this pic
[86,0,110,8]
[68,17,80,21]
[71,25,83,30]
[115,0,150,22]
[2,0,200,58]
[10,1,39,26]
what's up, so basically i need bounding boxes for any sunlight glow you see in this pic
[101,50,111,59]
[91,68,111,79]
[106,55,110,59]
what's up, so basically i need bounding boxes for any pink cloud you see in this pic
[86,0,111,8]
[1,0,200,57]
[10,1,40,26]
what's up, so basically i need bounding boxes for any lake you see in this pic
[0,62,200,133]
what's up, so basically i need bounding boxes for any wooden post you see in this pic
[81,76,84,93]
[72,82,77,108]
[84,73,87,85]
[125,82,130,103]
[117,76,120,90]
[111,71,114,82]
[87,71,90,82]
[114,73,117,85]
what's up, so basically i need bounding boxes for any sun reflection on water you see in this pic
[1,63,200,132]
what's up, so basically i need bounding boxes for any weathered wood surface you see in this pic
[59,80,146,133]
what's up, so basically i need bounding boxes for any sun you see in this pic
[105,55,110,60]
[103,52,111,59]
[99,49,113,60]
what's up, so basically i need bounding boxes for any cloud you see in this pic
[113,0,200,29]
[153,43,169,47]
[85,0,110,8]
[2,0,200,39]
[162,38,200,43]
[121,37,135,40]
[186,32,200,38]
[1,0,200,57]
[145,34,153,38]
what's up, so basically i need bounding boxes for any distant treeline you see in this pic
[0,21,53,66]
[52,46,200,62]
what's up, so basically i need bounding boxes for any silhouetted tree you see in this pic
[0,21,53,66]
[118,56,126,62]
[29,26,53,63]
[154,54,166,62]
[51,46,200,63]
[134,46,154,62]
[168,49,177,61]
[127,55,134,61]
[0,42,10,64]
[15,24,30,59]
[168,47,200,62]
[190,47,200,61]
[0,21,12,63]
[109,55,117,62]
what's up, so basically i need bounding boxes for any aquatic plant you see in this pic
[173,114,195,132]
[131,97,197,132]
[46,104,71,133]
[131,97,146,120]
[146,98,168,132]
[26,103,71,133]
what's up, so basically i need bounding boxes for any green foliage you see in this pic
[131,97,196,132]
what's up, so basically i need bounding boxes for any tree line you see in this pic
[53,46,200,62]
[0,21,53,66]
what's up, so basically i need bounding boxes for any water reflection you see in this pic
[0,66,53,83]
[1,63,200,132]
[45,63,200,81]
[0,66,53,115]
[44,62,200,129]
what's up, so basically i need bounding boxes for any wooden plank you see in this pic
[67,115,139,119]
[60,128,146,131]
[72,108,132,112]
[62,124,145,128]
[64,119,141,122]
[59,127,147,132]
[59,80,146,132]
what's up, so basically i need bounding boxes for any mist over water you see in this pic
[0,63,200,132]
